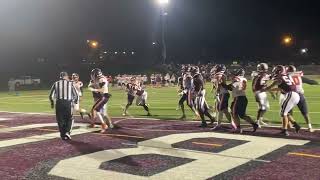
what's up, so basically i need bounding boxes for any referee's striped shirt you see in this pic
[49,79,79,103]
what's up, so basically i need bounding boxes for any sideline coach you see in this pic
[49,72,79,140]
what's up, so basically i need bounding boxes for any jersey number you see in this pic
[283,76,294,85]
[291,76,301,85]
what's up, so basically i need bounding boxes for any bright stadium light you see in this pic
[301,48,308,54]
[115,52,118,54]
[123,51,126,54]
[87,40,99,48]
[282,36,292,46]
[158,0,169,5]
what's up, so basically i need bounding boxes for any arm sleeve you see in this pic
[71,84,79,103]
[49,83,56,104]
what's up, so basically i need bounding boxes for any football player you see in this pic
[177,66,199,120]
[263,65,301,136]
[123,77,151,116]
[286,65,313,132]
[192,66,216,127]
[226,69,259,133]
[210,64,234,130]
[88,68,113,133]
[252,63,274,127]
[71,73,91,120]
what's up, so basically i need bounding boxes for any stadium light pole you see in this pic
[157,0,169,64]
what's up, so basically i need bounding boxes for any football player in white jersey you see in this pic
[88,68,113,133]
[71,73,91,120]
[177,66,199,120]
[263,65,301,136]
[286,65,313,132]
[226,69,259,133]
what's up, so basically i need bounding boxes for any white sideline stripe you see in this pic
[0,95,48,100]
[0,123,89,133]
[0,118,12,121]
[0,127,100,148]
[0,111,319,131]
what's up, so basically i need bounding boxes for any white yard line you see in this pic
[0,111,319,131]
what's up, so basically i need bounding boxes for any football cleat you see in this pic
[280,129,289,136]
[179,115,186,120]
[65,133,72,140]
[293,122,301,133]
[80,112,84,119]
[252,123,259,132]
[258,120,269,128]
[198,122,208,128]
[308,128,315,133]
[210,123,221,131]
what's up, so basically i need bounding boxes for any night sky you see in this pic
[0,0,319,66]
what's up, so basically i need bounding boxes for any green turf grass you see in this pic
[0,81,319,128]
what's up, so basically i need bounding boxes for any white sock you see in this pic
[96,112,105,124]
[308,123,312,129]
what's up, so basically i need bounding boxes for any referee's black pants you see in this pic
[55,100,73,138]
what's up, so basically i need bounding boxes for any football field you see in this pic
[0,82,319,127]
[0,81,320,179]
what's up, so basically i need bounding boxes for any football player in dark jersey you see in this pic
[88,68,113,133]
[263,65,301,136]
[192,66,216,127]
[123,77,151,116]
[210,64,234,130]
[252,63,274,127]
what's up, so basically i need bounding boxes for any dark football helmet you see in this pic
[286,65,296,73]
[91,68,102,80]
[211,64,226,75]
[272,65,286,77]
[236,68,245,76]
[257,63,268,73]
[191,66,200,75]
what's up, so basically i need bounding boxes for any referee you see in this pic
[49,72,79,140]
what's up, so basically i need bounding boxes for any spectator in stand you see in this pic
[8,78,17,95]
[150,74,156,87]
[164,73,171,87]
[170,74,176,86]
[156,74,162,88]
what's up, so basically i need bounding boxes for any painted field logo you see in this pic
[49,132,309,179]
